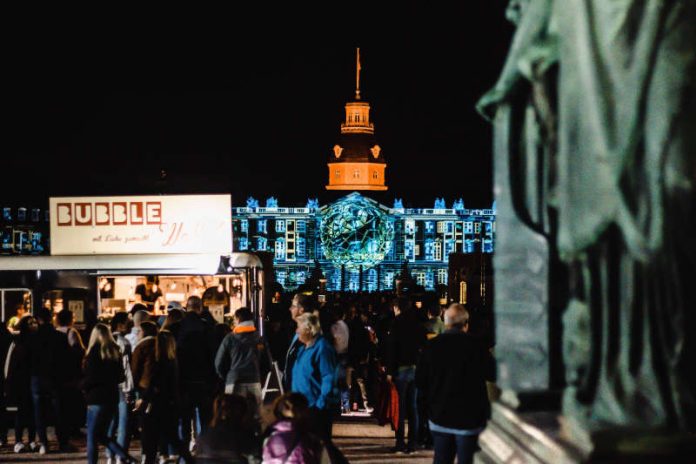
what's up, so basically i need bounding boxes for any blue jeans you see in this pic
[432,430,479,464]
[337,356,350,411]
[106,391,130,458]
[86,404,130,464]
[394,366,418,448]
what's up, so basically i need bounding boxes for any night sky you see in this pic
[4,4,513,210]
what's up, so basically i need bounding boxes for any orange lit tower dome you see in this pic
[326,48,387,191]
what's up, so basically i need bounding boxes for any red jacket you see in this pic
[376,374,399,430]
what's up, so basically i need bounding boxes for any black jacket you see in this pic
[176,312,216,384]
[347,318,371,366]
[4,336,32,406]
[283,336,301,391]
[145,358,181,407]
[82,345,124,405]
[29,323,70,383]
[215,328,261,386]
[0,325,12,386]
[415,330,495,430]
[385,312,428,375]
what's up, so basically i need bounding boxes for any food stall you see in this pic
[0,194,265,331]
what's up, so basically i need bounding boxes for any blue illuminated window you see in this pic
[277,270,287,288]
[437,268,448,285]
[295,271,306,285]
[425,270,435,290]
[445,240,455,256]
[405,242,415,261]
[347,269,360,291]
[297,237,306,258]
[384,271,395,290]
[434,241,443,261]
[425,239,435,261]
[367,269,378,292]
[405,220,415,235]
[275,240,285,260]
[465,239,476,253]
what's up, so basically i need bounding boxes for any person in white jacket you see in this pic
[106,311,134,464]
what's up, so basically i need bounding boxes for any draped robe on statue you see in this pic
[481,0,696,435]
[554,0,696,431]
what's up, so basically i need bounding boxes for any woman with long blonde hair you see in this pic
[85,323,120,362]
[82,323,135,464]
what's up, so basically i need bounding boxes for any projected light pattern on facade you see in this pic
[319,193,394,270]
[232,192,495,292]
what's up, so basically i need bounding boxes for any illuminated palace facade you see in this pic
[232,193,495,292]
[234,50,495,291]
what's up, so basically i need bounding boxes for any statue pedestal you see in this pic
[477,402,696,463]
[476,402,583,463]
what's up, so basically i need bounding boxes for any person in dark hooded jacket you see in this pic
[215,307,262,419]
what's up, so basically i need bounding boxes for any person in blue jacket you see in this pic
[291,312,338,442]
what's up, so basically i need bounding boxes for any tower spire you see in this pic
[327,48,386,191]
[355,47,361,100]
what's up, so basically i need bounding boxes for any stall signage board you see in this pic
[50,195,232,255]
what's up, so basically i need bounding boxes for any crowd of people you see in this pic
[265,290,496,463]
[0,289,495,464]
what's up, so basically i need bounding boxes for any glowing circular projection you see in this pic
[320,194,394,270]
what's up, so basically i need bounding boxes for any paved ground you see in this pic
[334,415,433,463]
[0,416,433,463]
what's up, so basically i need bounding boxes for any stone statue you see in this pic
[481,0,696,443]
[478,0,563,404]
[554,0,696,437]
